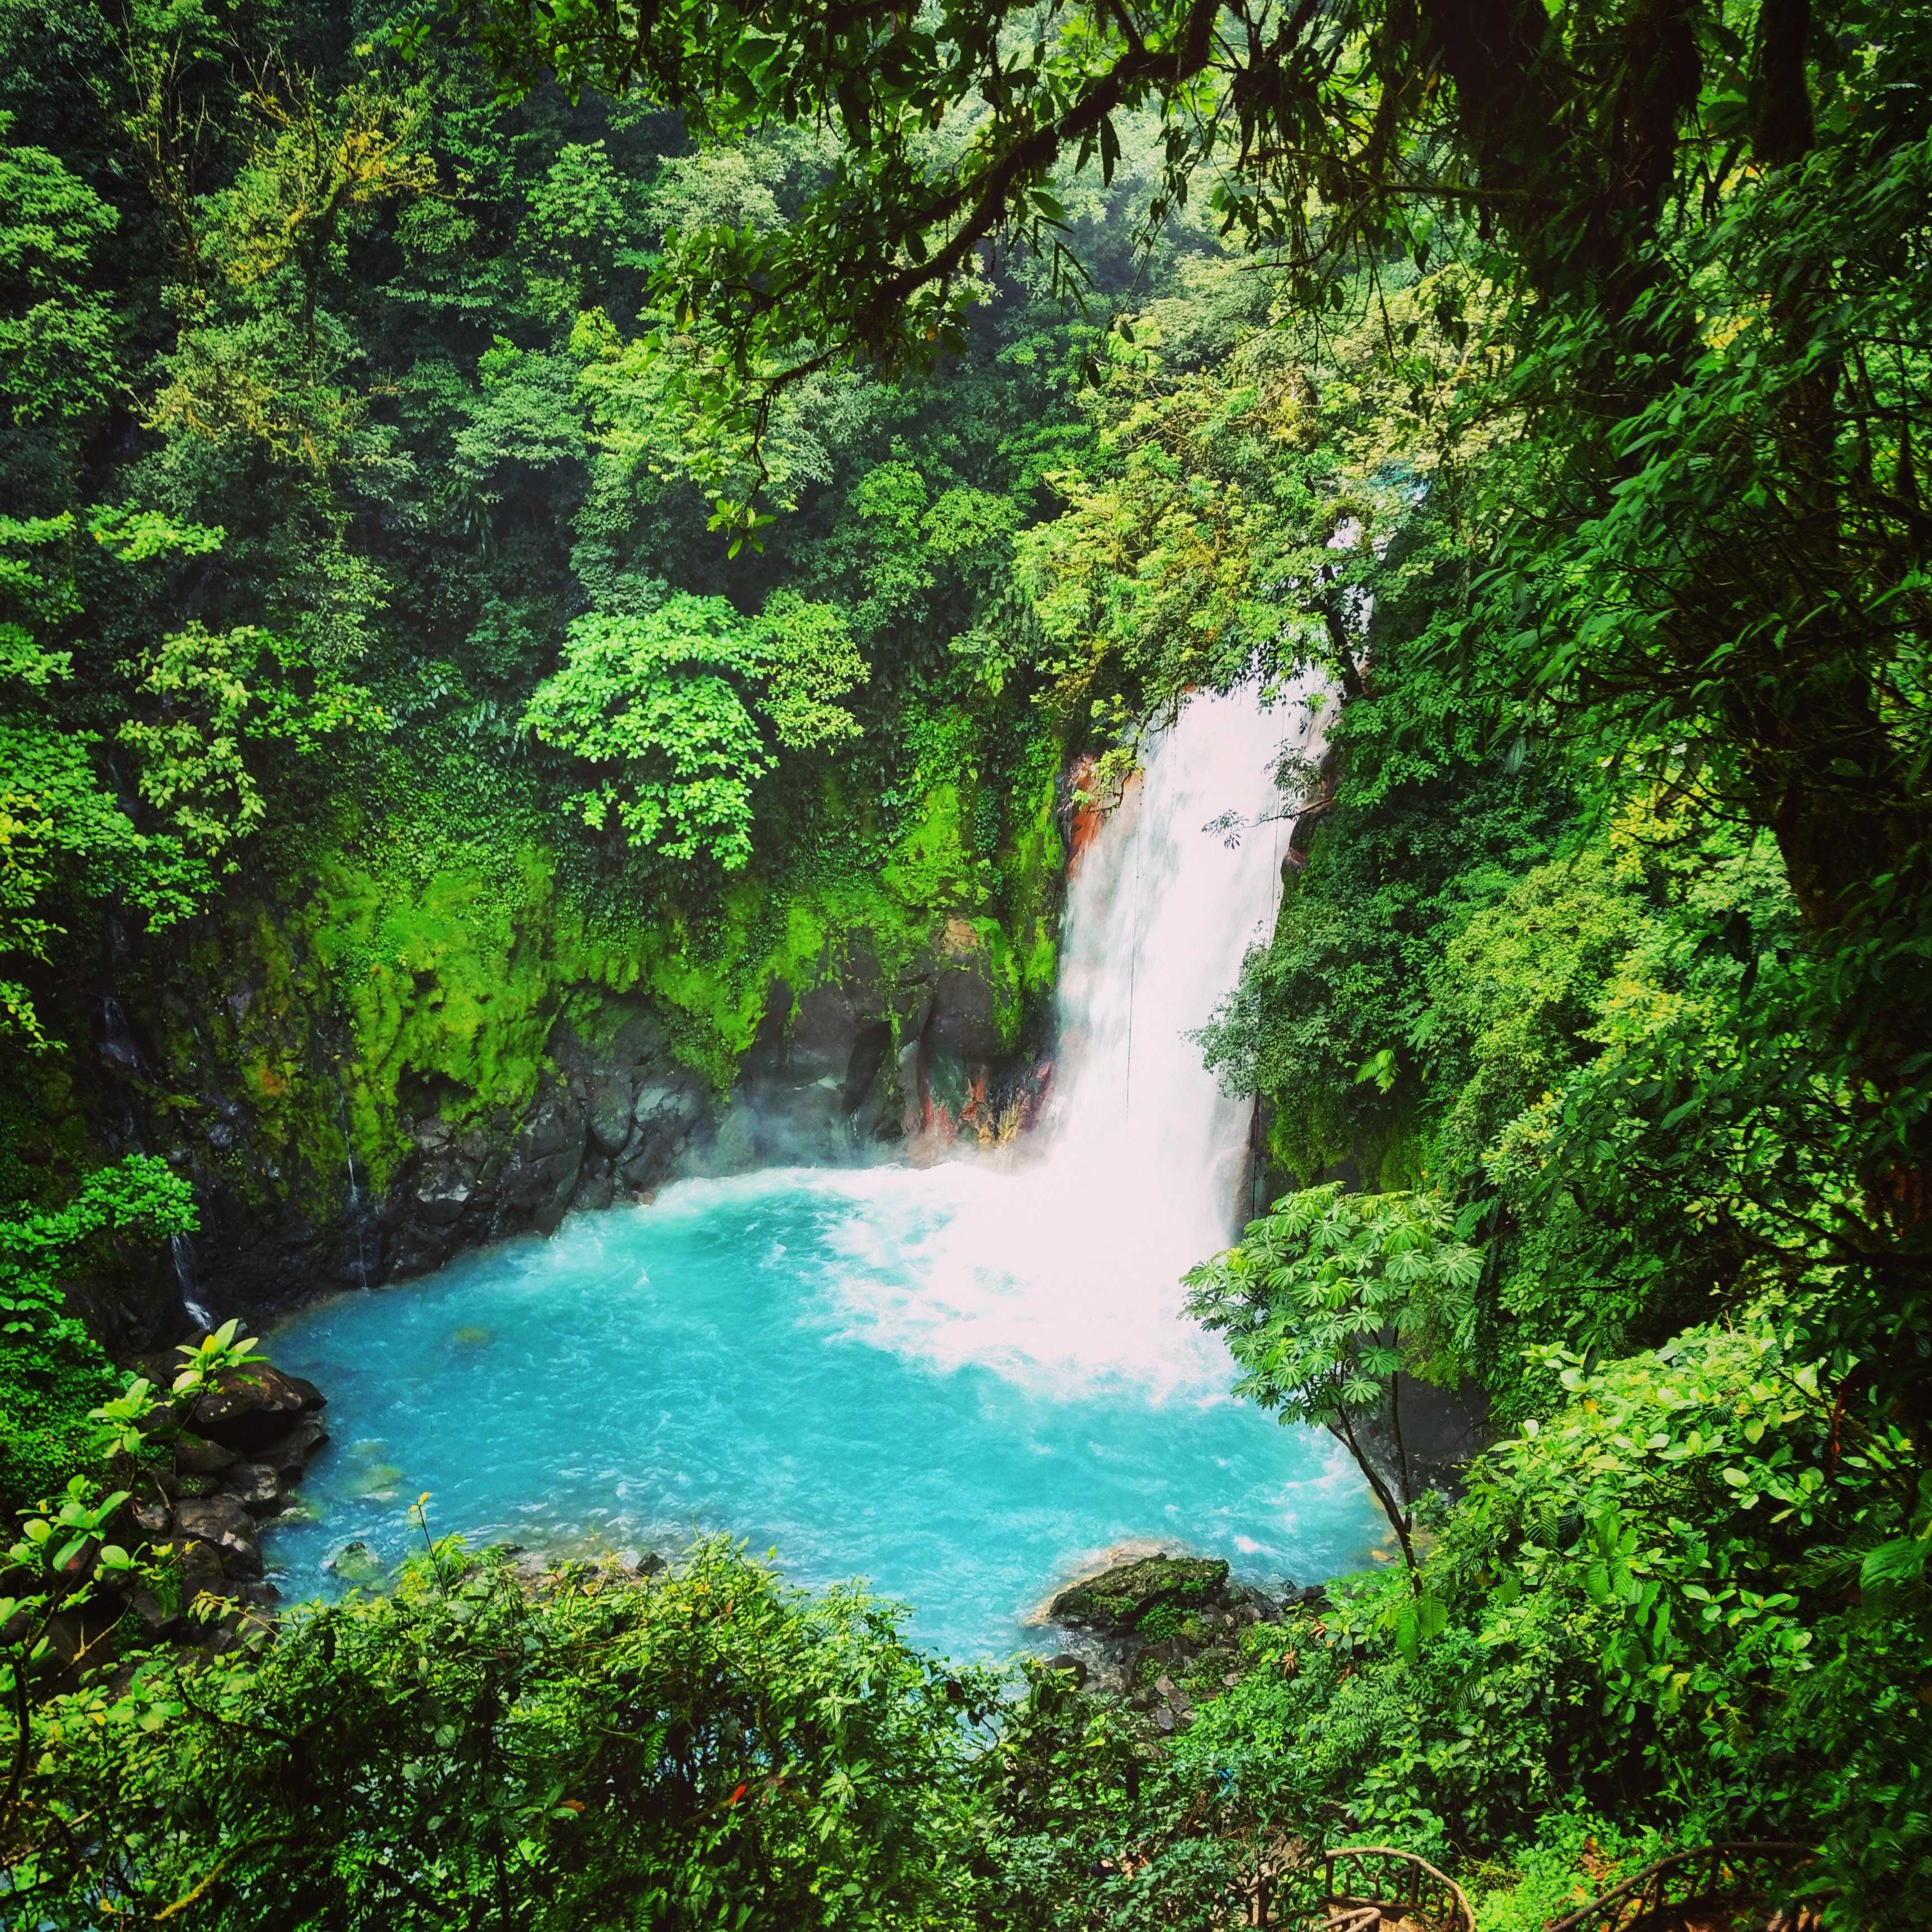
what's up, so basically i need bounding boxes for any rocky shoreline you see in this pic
[113,1353,331,1652]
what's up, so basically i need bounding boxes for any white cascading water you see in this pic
[820,680,1320,1398]
[1038,682,1310,1261]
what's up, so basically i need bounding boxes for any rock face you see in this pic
[706,926,1059,1175]
[68,865,1058,1332]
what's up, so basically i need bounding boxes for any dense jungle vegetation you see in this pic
[3,0,1931,1922]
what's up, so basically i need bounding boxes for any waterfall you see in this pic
[329,1064,373,1290]
[1034,683,1311,1269]
[98,996,216,1332]
[820,680,1319,1397]
[172,1234,215,1333]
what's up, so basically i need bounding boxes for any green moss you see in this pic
[146,701,1073,1206]
[997,735,1067,1005]
[1138,1602,1185,1644]
[882,782,982,911]
[0,1332,117,1516]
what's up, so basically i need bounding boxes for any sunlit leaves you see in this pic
[523,589,864,869]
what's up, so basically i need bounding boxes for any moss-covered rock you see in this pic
[1048,1554,1232,1633]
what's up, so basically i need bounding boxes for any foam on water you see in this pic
[263,682,1377,1658]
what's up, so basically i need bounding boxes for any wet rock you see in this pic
[619,1082,704,1185]
[926,951,1003,1064]
[192,1361,321,1455]
[219,1462,285,1515]
[327,1540,386,1589]
[587,1073,636,1156]
[257,1416,329,1484]
[173,1496,263,1578]
[501,1092,588,1234]
[572,1161,615,1215]
[173,1432,239,1476]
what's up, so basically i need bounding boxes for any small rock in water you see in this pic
[326,1540,386,1589]
[347,1460,403,1500]
[448,1325,491,1349]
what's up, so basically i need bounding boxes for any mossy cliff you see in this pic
[88,708,1067,1319]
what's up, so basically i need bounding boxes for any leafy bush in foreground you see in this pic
[17,1537,993,1930]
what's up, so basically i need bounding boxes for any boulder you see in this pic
[173,1432,239,1476]
[173,1496,263,1579]
[131,1587,183,1640]
[586,1072,636,1156]
[1048,1554,1232,1634]
[131,1498,172,1539]
[164,1538,236,1603]
[219,1462,285,1515]
[192,1362,323,1455]
[1044,1653,1088,1687]
[257,1416,329,1484]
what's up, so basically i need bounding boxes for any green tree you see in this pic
[1185,1183,1483,1575]
[523,589,863,869]
[0,117,117,445]
[0,1156,196,1513]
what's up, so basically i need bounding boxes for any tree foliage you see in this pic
[523,588,863,868]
